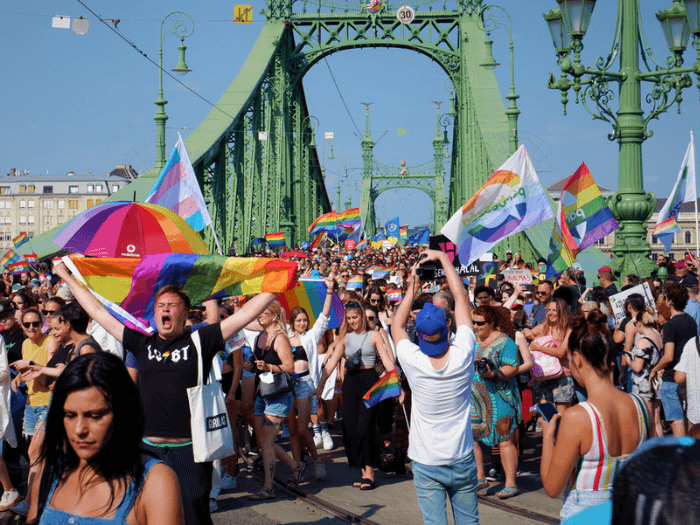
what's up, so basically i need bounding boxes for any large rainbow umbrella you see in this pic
[54,201,210,258]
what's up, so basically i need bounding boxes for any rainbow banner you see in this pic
[24,253,39,264]
[363,369,401,408]
[278,278,344,331]
[308,211,337,235]
[347,275,363,291]
[265,232,286,249]
[546,163,618,278]
[0,249,20,267]
[654,132,696,251]
[310,232,326,250]
[12,233,28,249]
[8,261,29,275]
[386,290,403,302]
[442,145,554,266]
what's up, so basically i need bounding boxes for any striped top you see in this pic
[570,394,648,492]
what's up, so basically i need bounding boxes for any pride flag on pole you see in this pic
[310,232,326,250]
[8,261,29,275]
[145,134,213,232]
[441,145,554,266]
[12,233,28,249]
[337,207,361,228]
[0,249,20,267]
[278,279,344,331]
[363,369,401,408]
[654,132,696,251]
[347,275,364,291]
[24,253,39,264]
[308,211,337,235]
[266,232,286,249]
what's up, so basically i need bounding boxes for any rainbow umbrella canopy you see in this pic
[53,201,210,258]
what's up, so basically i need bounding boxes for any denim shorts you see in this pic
[254,391,294,418]
[292,376,318,415]
[560,488,612,522]
[23,404,49,437]
[534,375,575,404]
[659,380,685,422]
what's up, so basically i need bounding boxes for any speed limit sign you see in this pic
[396,5,415,25]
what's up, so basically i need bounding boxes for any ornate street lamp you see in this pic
[154,12,195,171]
[544,0,700,280]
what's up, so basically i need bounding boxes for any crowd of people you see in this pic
[0,244,699,524]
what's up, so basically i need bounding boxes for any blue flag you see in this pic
[407,228,430,246]
[385,217,400,240]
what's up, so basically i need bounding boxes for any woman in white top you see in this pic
[0,337,19,511]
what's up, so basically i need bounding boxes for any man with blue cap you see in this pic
[392,250,477,525]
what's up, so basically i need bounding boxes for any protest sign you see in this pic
[608,283,655,328]
[502,269,532,286]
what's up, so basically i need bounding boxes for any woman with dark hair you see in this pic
[366,285,390,327]
[540,310,649,522]
[27,352,183,524]
[314,301,397,490]
[284,277,336,481]
[470,305,521,499]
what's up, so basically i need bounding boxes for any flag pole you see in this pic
[209,223,223,256]
[692,131,699,259]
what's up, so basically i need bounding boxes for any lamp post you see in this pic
[154,11,195,172]
[543,0,700,279]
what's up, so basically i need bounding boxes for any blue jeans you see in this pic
[412,453,479,525]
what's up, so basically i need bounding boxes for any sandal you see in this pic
[359,478,376,491]
[287,460,307,489]
[352,477,364,488]
[477,479,490,491]
[496,486,520,499]
[249,488,276,500]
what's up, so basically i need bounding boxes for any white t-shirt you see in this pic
[675,336,700,425]
[397,325,476,466]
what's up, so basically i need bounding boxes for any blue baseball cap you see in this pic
[415,303,449,356]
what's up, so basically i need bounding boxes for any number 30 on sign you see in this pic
[396,5,415,25]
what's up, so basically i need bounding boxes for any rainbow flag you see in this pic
[24,253,39,264]
[337,207,361,227]
[145,134,213,231]
[308,211,337,235]
[386,290,402,302]
[546,163,618,278]
[654,132,696,251]
[0,249,20,267]
[442,145,554,266]
[347,275,363,291]
[266,232,286,249]
[8,261,29,275]
[355,238,368,250]
[371,265,392,280]
[400,226,407,238]
[12,233,28,249]
[363,369,401,408]
[278,278,344,331]
[310,232,326,250]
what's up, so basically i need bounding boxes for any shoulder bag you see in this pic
[345,332,369,375]
[254,333,293,399]
[187,330,235,463]
[530,335,563,382]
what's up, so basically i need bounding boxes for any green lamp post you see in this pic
[543,0,700,280]
[154,11,195,172]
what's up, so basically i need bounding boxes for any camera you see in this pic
[416,254,442,281]
[475,358,493,375]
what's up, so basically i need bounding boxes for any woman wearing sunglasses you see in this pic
[313,300,398,491]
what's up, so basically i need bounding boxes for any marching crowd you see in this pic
[0,245,699,524]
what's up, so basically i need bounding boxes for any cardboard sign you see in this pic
[502,269,532,285]
[608,283,656,328]
[430,235,480,277]
[344,239,356,251]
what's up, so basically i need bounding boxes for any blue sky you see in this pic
[2,0,698,230]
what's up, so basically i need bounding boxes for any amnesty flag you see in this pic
[441,145,554,266]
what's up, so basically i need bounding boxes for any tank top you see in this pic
[39,458,162,524]
[569,394,649,492]
[254,333,282,371]
[291,345,308,362]
[345,332,376,367]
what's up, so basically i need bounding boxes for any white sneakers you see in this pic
[221,473,237,490]
[322,429,334,451]
[313,432,323,448]
[0,490,20,511]
[313,458,326,481]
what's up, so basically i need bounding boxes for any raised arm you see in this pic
[391,271,418,344]
[220,293,277,341]
[53,260,124,343]
[418,250,472,329]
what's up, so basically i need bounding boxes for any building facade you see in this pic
[0,166,136,252]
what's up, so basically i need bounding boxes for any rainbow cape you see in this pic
[363,369,401,408]
[347,275,363,291]
[308,211,337,235]
[12,233,28,249]
[265,232,286,249]
[8,261,29,275]
[0,249,20,267]
[277,278,344,331]
[442,145,554,266]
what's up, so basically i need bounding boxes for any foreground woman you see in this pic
[28,352,183,524]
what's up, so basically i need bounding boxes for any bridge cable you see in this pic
[320,53,363,137]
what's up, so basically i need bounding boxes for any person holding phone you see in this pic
[540,310,649,522]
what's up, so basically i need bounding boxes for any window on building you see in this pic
[69,186,79,194]
[69,199,79,209]
[28,201,34,209]
[19,200,26,209]
[96,199,103,205]
[58,200,65,209]
[19,216,26,225]
[87,184,94,193]
[96,184,103,193]
[0,187,9,195]
[112,184,119,193]
[43,201,53,209]
[3,235,9,242]
[19,185,26,194]
[87,199,94,208]
[43,186,53,194]
[28,216,34,225]
[686,231,692,244]
[27,185,34,193]
[0,202,4,209]
[4,202,10,210]
[5,218,10,225]
[0,218,4,225]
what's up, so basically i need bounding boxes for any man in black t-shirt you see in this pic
[55,262,278,525]
[650,282,697,436]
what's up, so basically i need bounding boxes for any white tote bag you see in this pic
[187,331,235,463]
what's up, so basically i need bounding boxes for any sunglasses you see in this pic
[369,298,380,303]
[42,309,58,316]
[366,316,376,321]
[535,291,547,296]
[473,320,488,326]
[23,321,41,329]
[346,301,361,309]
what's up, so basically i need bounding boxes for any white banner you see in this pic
[608,283,656,328]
